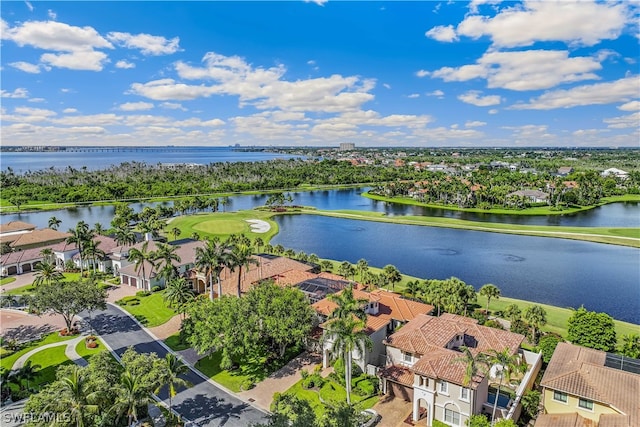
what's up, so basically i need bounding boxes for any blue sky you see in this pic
[1,1,638,147]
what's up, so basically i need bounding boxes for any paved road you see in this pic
[88,304,268,427]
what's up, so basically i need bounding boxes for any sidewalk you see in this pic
[238,352,328,411]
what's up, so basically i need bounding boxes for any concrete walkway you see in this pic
[238,352,326,411]
[11,335,87,371]
[148,313,182,340]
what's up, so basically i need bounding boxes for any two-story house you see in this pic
[313,288,434,375]
[380,313,542,426]
[537,342,639,427]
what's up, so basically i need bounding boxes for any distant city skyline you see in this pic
[1,1,638,147]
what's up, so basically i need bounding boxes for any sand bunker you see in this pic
[246,219,271,233]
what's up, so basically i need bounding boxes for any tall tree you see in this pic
[114,226,136,247]
[163,278,195,321]
[453,346,484,387]
[327,286,368,324]
[153,242,181,284]
[82,239,105,274]
[503,304,522,324]
[356,258,369,281]
[382,264,402,290]
[66,221,92,275]
[195,237,231,300]
[171,227,181,242]
[155,353,191,418]
[338,261,356,280]
[18,360,41,392]
[127,241,155,291]
[48,216,62,230]
[567,306,617,352]
[56,365,100,427]
[619,334,640,359]
[524,305,547,345]
[229,242,259,298]
[111,371,153,427]
[479,284,501,313]
[482,348,524,423]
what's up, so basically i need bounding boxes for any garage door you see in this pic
[389,381,413,401]
[7,266,18,275]
[130,277,137,288]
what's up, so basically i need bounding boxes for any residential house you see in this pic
[4,228,70,251]
[0,221,37,245]
[379,313,542,426]
[601,168,629,179]
[507,189,549,204]
[1,246,47,275]
[313,288,434,375]
[557,166,574,177]
[537,342,639,427]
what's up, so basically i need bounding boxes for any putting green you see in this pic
[193,219,249,234]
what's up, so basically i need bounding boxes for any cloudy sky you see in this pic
[1,1,638,147]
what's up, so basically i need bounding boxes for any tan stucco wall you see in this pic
[543,389,620,422]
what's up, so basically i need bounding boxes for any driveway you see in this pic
[88,304,268,427]
[372,395,413,427]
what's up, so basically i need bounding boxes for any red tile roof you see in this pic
[0,221,36,234]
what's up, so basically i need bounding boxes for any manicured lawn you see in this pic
[1,333,75,373]
[164,332,191,351]
[75,337,107,361]
[283,377,378,418]
[195,347,303,393]
[169,210,279,243]
[3,284,36,296]
[0,277,16,285]
[26,345,73,387]
[115,292,176,327]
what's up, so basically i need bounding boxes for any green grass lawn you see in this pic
[3,273,87,296]
[26,345,73,387]
[283,377,378,418]
[195,347,303,393]
[1,333,75,373]
[0,277,16,285]
[164,332,191,351]
[75,337,107,361]
[115,292,176,327]
[169,210,279,243]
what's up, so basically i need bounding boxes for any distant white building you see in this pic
[601,168,629,179]
[339,142,355,151]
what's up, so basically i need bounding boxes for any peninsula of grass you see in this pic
[168,210,279,242]
[26,345,73,387]
[303,209,640,247]
[75,337,107,361]
[1,333,75,373]
[362,192,640,216]
[115,292,175,327]
[0,277,16,286]
[164,332,190,352]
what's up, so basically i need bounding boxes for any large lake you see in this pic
[271,214,640,324]
[1,147,300,173]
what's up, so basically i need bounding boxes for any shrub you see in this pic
[301,373,325,389]
[300,370,309,380]
[353,376,378,396]
[151,286,162,293]
[484,319,504,330]
[538,335,563,363]
[510,318,530,337]
[240,378,255,391]
[136,290,151,297]
[86,341,98,349]
[117,296,140,306]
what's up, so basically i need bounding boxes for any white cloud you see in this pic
[383,83,391,89]
[10,61,43,73]
[488,109,498,114]
[305,0,328,6]
[160,102,187,111]
[117,101,154,111]
[425,25,458,42]
[62,108,78,113]
[48,9,57,20]
[416,69,429,78]
[407,93,420,98]
[25,1,34,12]
[618,101,640,111]
[133,52,377,113]
[40,50,109,71]
[465,120,487,127]
[458,90,501,106]
[115,60,135,69]
[511,76,640,110]
[456,1,630,48]
[51,113,121,126]
[1,88,29,98]
[10,106,57,122]
[604,112,640,129]
[28,98,45,103]
[106,31,180,55]
[430,50,602,91]
[1,20,113,51]
[426,90,444,98]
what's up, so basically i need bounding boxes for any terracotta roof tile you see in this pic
[7,229,70,248]
[0,221,36,234]
[535,413,597,427]
[379,365,414,386]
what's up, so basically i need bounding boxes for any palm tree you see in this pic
[171,227,181,242]
[405,280,421,299]
[93,223,105,236]
[254,237,264,253]
[524,305,547,345]
[324,317,372,405]
[191,232,200,241]
[128,241,155,291]
[327,286,368,323]
[422,279,447,316]
[18,360,41,391]
[338,261,355,280]
[153,242,181,284]
[48,216,62,230]
[382,264,402,290]
[56,365,100,427]
[229,243,259,298]
[453,346,485,387]
[111,371,153,427]
[114,226,136,247]
[33,261,64,286]
[195,238,231,300]
[482,349,525,423]
[503,304,522,324]
[479,284,501,314]
[66,221,92,275]
[163,278,195,320]
[356,258,369,281]
[308,253,320,265]
[620,333,640,359]
[83,239,105,274]
[155,354,192,418]
[273,244,284,255]
[40,248,54,264]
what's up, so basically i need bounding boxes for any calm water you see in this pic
[0,147,300,173]
[271,215,640,324]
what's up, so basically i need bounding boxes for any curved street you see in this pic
[88,304,268,427]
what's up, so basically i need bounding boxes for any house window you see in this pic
[553,391,568,403]
[439,381,448,394]
[460,387,469,401]
[444,408,460,426]
[578,398,593,410]
[403,352,412,363]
